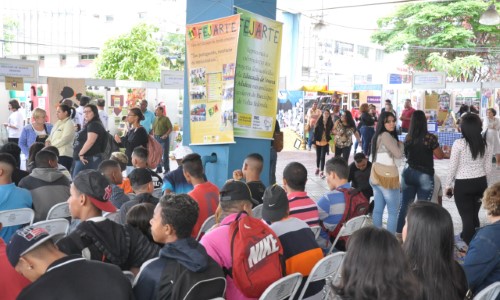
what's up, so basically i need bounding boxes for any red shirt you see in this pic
[401,107,415,129]
[188,181,220,238]
[0,239,30,300]
[287,191,320,227]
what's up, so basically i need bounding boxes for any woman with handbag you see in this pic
[314,109,333,179]
[333,110,360,163]
[483,108,500,169]
[397,110,444,233]
[445,113,492,245]
[370,111,403,234]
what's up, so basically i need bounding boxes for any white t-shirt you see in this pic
[7,110,24,138]
[75,106,84,130]
[98,109,109,131]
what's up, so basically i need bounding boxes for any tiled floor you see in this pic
[275,149,500,234]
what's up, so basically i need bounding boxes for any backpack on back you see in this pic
[101,132,120,160]
[322,188,370,250]
[146,135,162,168]
[225,212,285,298]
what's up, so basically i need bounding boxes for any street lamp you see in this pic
[479,3,500,25]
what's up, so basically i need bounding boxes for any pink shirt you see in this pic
[401,107,415,129]
[0,239,30,300]
[287,191,320,227]
[200,213,258,300]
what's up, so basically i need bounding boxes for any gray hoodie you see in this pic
[18,167,71,222]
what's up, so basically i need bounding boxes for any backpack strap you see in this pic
[222,210,248,278]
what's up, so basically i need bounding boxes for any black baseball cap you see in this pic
[262,184,289,223]
[73,170,116,212]
[220,180,258,206]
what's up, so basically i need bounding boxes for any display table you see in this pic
[399,132,462,146]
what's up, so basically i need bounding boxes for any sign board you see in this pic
[4,76,24,91]
[367,96,381,104]
[0,58,38,82]
[412,72,446,89]
[388,73,402,84]
[161,70,184,89]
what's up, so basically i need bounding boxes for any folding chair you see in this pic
[0,208,34,227]
[310,225,322,239]
[46,202,70,220]
[123,271,135,285]
[327,215,371,255]
[196,215,216,241]
[252,204,263,219]
[473,282,500,300]
[32,218,70,237]
[259,273,303,300]
[296,252,346,300]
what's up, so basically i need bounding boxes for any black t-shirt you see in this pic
[404,133,439,175]
[74,121,107,158]
[149,169,164,189]
[121,127,148,166]
[247,180,266,207]
[348,161,373,199]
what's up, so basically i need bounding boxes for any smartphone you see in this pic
[446,189,453,198]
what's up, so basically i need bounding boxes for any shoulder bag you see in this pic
[370,143,400,189]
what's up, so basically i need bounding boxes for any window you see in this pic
[357,46,370,59]
[376,49,385,61]
[335,41,354,56]
[80,54,97,60]
[21,56,27,60]
[105,15,114,22]
[60,55,66,60]
[39,56,45,60]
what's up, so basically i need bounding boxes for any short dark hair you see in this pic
[126,203,155,242]
[9,99,21,110]
[34,150,57,168]
[0,143,21,167]
[158,194,199,239]
[97,99,105,107]
[130,107,145,121]
[182,153,204,179]
[353,153,366,163]
[98,160,121,174]
[245,153,264,173]
[132,146,148,163]
[43,146,60,157]
[0,153,17,170]
[80,96,91,106]
[384,99,391,104]
[28,142,45,165]
[325,157,349,179]
[283,162,307,191]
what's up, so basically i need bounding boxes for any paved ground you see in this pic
[275,149,500,234]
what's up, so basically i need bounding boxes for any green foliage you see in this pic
[372,0,500,81]
[426,52,482,81]
[160,33,185,71]
[2,17,19,54]
[95,23,162,81]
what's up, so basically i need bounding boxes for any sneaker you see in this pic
[315,169,320,176]
[320,172,325,179]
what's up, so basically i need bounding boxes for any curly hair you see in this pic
[483,182,500,217]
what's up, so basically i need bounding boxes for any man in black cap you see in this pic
[56,169,159,273]
[199,180,258,300]
[118,167,159,224]
[7,226,134,300]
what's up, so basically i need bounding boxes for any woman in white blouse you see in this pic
[445,113,492,245]
[4,99,24,144]
[483,108,500,169]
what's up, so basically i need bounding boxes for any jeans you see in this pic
[454,176,487,245]
[334,145,352,163]
[396,166,434,232]
[307,126,315,149]
[72,155,102,178]
[270,147,277,185]
[316,144,328,171]
[154,135,170,172]
[371,180,401,234]
[360,126,375,156]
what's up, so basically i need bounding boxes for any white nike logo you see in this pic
[268,203,276,207]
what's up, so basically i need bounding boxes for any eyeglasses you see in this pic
[83,110,93,114]
[127,114,136,117]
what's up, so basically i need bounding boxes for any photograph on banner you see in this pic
[233,7,283,139]
[185,14,240,144]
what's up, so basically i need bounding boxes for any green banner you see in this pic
[233,7,283,139]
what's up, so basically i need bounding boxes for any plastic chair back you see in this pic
[473,282,500,300]
[32,218,69,237]
[46,202,70,220]
[252,204,263,219]
[259,273,303,300]
[328,215,371,255]
[0,208,34,227]
[196,215,216,241]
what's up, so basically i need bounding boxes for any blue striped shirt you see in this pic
[316,182,350,247]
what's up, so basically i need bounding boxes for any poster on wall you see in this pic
[4,76,24,91]
[367,96,381,104]
[185,15,240,145]
[233,7,283,139]
[47,77,85,124]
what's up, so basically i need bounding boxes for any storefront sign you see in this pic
[412,72,446,89]
[0,58,38,81]
[161,70,184,89]
[388,74,402,84]
[367,96,381,104]
[233,7,283,139]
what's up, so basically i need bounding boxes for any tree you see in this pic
[160,33,185,71]
[372,0,500,81]
[95,23,162,81]
[2,17,19,55]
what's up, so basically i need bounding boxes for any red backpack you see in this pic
[322,188,370,249]
[224,212,285,298]
[146,134,162,168]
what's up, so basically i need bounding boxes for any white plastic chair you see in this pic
[310,225,322,239]
[196,215,216,241]
[46,202,70,220]
[104,211,121,223]
[327,215,371,255]
[296,252,346,300]
[252,204,263,219]
[259,272,303,300]
[473,282,500,300]
[32,218,70,237]
[0,208,34,227]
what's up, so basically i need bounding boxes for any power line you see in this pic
[0,39,100,51]
[306,0,455,11]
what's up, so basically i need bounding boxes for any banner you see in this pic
[47,77,85,123]
[233,7,283,139]
[185,15,240,145]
